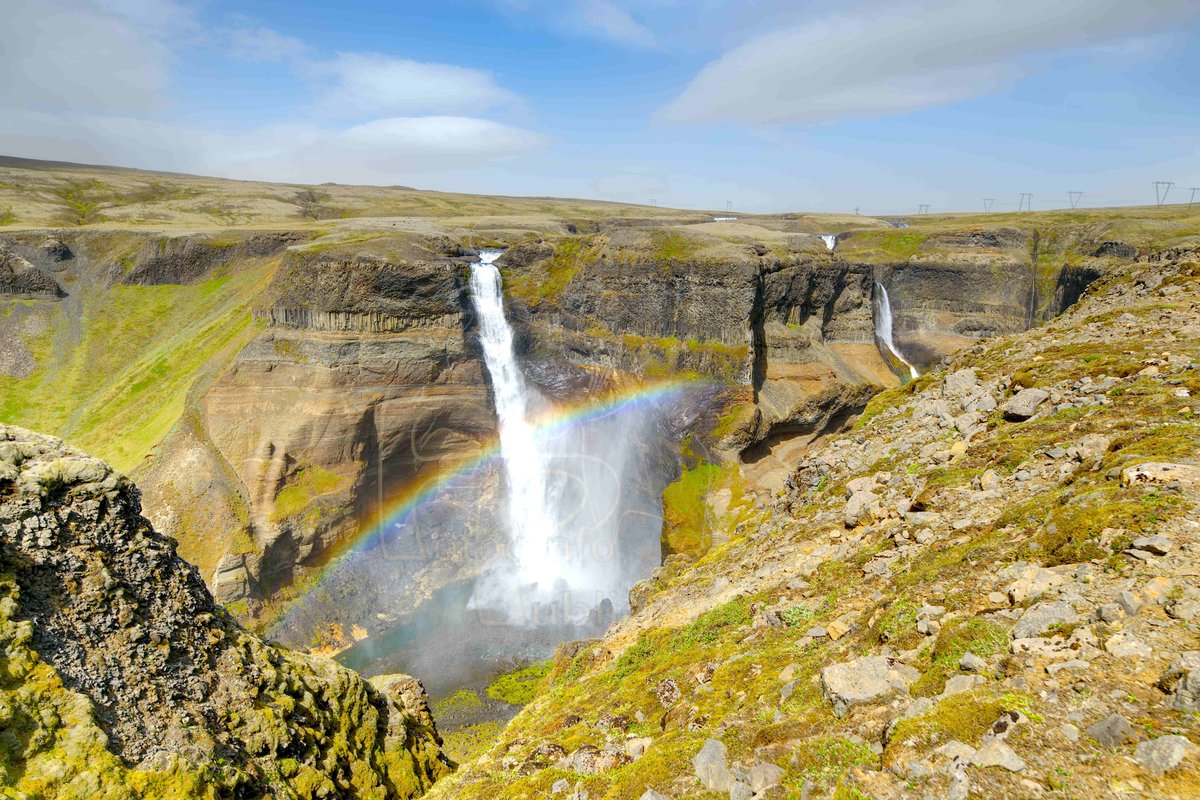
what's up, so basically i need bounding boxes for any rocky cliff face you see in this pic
[188,248,496,605]
[500,227,1102,493]
[0,423,451,798]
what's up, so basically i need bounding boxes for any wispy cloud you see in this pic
[229,24,311,63]
[661,0,1200,124]
[574,0,657,48]
[495,0,658,48]
[308,53,520,117]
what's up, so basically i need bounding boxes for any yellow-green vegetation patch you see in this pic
[649,229,701,262]
[487,661,552,706]
[613,331,748,383]
[871,599,922,650]
[434,689,484,717]
[996,482,1183,566]
[272,464,348,521]
[885,689,1019,765]
[0,575,218,799]
[909,617,1007,697]
[0,264,273,475]
[787,736,877,797]
[1108,421,1200,465]
[839,229,928,261]
[441,719,505,766]
[855,374,935,429]
[504,237,598,306]
[661,460,757,559]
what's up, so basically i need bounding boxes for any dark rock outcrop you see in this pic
[0,246,64,297]
[0,423,451,796]
[122,231,306,285]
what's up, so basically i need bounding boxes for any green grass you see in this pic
[0,263,273,474]
[487,662,552,706]
[649,230,700,262]
[271,464,348,521]
[909,617,1007,697]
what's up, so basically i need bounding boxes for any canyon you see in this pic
[2,158,1199,798]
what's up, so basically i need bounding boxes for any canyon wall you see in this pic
[0,223,1115,614]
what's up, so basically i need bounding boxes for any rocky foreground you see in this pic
[0,425,452,799]
[430,251,1200,798]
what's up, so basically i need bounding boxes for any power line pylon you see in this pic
[983,198,994,212]
[918,204,929,215]
[1068,191,1083,210]
[1018,193,1033,212]
[1189,188,1199,207]
[1154,181,1175,207]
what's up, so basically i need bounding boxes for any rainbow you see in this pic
[268,376,712,627]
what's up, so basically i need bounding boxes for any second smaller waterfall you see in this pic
[873,281,920,381]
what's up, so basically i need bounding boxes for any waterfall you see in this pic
[819,234,837,251]
[469,251,562,591]
[873,281,920,381]
[467,250,664,627]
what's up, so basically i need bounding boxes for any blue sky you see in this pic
[3,0,1199,213]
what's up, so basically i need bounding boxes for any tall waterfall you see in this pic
[469,251,562,591]
[467,250,663,627]
[873,281,920,381]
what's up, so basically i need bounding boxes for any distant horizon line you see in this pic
[0,152,1192,220]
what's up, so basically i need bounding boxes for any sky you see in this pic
[2,0,1199,214]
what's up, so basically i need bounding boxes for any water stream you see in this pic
[468,251,562,592]
[466,250,664,627]
[873,281,920,381]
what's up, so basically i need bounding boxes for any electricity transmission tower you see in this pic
[983,198,995,212]
[854,207,860,215]
[1068,191,1083,210]
[1018,193,1033,212]
[918,204,929,215]
[1153,181,1174,207]
[1189,187,1199,207]
[650,198,657,207]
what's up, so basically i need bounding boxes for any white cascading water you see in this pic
[873,281,920,381]
[819,234,837,251]
[467,250,662,627]
[469,251,563,590]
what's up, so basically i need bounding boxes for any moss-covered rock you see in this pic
[0,424,452,798]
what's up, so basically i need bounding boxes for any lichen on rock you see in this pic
[0,423,452,798]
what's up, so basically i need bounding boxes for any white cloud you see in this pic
[0,110,547,184]
[0,0,182,112]
[494,0,659,48]
[230,25,311,63]
[309,53,519,117]
[574,1,657,48]
[661,0,1200,124]
[216,117,548,181]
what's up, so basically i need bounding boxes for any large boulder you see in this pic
[821,655,920,717]
[1001,388,1050,421]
